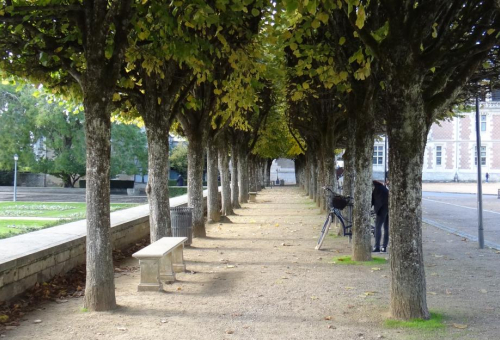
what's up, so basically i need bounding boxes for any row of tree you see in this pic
[1,0,498,322]
[0,0,299,311]
[281,0,500,321]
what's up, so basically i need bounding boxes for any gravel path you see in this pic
[3,187,499,340]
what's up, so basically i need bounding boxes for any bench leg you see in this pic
[172,245,186,273]
[138,259,163,292]
[160,253,176,283]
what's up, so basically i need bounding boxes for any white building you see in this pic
[372,99,500,182]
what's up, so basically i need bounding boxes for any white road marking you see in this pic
[423,198,500,215]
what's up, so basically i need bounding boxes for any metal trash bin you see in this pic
[171,207,193,246]
[280,179,285,186]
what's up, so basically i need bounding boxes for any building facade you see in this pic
[372,100,500,182]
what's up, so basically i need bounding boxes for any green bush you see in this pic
[169,186,187,197]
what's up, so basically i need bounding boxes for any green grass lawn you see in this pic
[0,202,134,218]
[0,202,137,239]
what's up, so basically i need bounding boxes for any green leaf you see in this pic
[339,37,346,45]
[251,8,260,16]
[290,42,298,51]
[430,67,436,73]
[432,23,438,38]
[356,5,366,29]
[311,19,321,29]
[487,29,495,35]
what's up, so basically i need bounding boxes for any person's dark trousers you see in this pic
[374,206,389,250]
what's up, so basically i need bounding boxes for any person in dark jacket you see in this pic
[372,180,389,253]
[176,174,184,186]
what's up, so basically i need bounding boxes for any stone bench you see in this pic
[249,192,257,202]
[132,237,187,292]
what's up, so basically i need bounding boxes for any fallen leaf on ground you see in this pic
[480,289,487,294]
[117,327,127,331]
[371,267,381,271]
[311,296,318,300]
[344,287,355,290]
[160,319,168,323]
[327,325,336,329]
[226,330,234,334]
[177,287,182,291]
[434,255,443,258]
[429,292,437,295]
[226,265,236,268]
[324,316,332,320]
[33,319,42,324]
[453,323,468,329]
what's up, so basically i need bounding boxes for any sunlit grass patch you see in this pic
[331,255,387,265]
[384,312,445,330]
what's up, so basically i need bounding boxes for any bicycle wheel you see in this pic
[315,213,332,250]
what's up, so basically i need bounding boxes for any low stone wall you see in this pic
[0,192,206,302]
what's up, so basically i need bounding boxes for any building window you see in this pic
[373,146,383,165]
[481,115,486,131]
[475,146,486,166]
[436,146,442,166]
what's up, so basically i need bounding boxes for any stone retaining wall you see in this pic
[0,192,209,302]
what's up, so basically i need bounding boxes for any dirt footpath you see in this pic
[3,187,500,340]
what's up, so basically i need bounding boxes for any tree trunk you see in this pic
[351,119,375,262]
[231,143,241,209]
[316,152,325,209]
[83,99,116,311]
[266,159,272,187]
[388,90,430,320]
[248,157,256,192]
[304,156,310,195]
[188,135,206,237]
[343,119,355,197]
[144,115,171,242]
[206,138,220,223]
[218,140,234,215]
[238,149,249,203]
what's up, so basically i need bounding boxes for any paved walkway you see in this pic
[4,187,500,340]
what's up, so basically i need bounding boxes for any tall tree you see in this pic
[343,0,500,319]
[0,0,136,311]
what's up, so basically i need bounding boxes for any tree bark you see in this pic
[206,137,221,223]
[266,159,272,187]
[188,135,206,237]
[351,118,375,262]
[83,98,116,311]
[387,87,430,320]
[144,114,171,242]
[316,151,325,209]
[218,139,234,215]
[248,157,256,192]
[238,148,249,203]
[304,155,310,195]
[231,142,241,209]
[343,118,356,197]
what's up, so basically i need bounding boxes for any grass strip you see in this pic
[331,255,387,265]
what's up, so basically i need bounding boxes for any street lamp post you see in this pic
[13,154,18,202]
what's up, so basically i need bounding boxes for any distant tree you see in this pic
[0,83,38,170]
[31,92,86,188]
[110,124,148,178]
[169,143,188,178]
